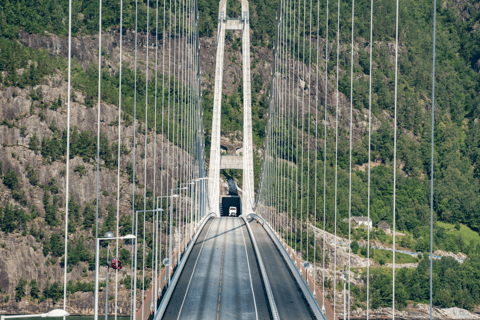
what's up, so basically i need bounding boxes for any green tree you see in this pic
[15,278,27,302]
[3,168,19,190]
[26,164,38,186]
[29,133,40,154]
[29,279,39,299]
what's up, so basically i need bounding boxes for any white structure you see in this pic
[208,0,255,216]
[351,216,373,230]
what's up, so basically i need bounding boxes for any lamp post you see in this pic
[341,265,347,320]
[170,187,187,273]
[1,309,70,320]
[133,207,163,319]
[180,182,195,251]
[94,234,136,320]
[194,177,212,221]
[303,261,311,285]
[156,193,180,286]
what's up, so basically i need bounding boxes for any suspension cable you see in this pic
[131,0,139,313]
[322,0,329,308]
[367,0,373,316]
[63,0,73,313]
[393,0,399,315]
[142,0,151,316]
[430,0,437,318]
[334,0,340,312]
[300,0,305,263]
[294,0,300,262]
[348,0,355,317]
[313,0,320,293]
[115,0,124,315]
[153,0,160,310]
[306,0,312,269]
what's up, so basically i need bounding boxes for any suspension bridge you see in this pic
[0,0,447,316]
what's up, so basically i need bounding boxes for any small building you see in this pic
[350,216,372,230]
[377,220,391,233]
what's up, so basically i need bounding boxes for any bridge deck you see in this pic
[162,217,270,319]
[247,218,315,319]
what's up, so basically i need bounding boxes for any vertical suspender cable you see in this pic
[94,0,103,316]
[172,0,178,263]
[153,0,160,310]
[115,0,124,316]
[322,0,329,309]
[131,0,139,314]
[290,0,295,252]
[167,0,173,283]
[313,0,320,293]
[367,0,373,316]
[294,0,299,260]
[393,0,399,315]
[161,0,167,290]
[63,0,73,314]
[430,0,437,318]
[143,1,151,317]
[306,0,312,266]
[348,0,354,317]
[300,0,305,262]
[334,0,340,312]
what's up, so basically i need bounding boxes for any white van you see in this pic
[229,206,237,217]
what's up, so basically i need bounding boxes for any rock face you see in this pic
[2,19,394,315]
[350,304,480,319]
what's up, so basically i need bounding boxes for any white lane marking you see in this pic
[239,218,259,319]
[176,217,217,319]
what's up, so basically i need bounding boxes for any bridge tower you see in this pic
[208,0,255,216]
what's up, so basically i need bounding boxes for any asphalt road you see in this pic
[248,218,315,319]
[162,217,270,320]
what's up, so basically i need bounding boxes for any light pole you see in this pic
[157,193,180,286]
[303,261,311,285]
[180,182,195,251]
[1,309,70,320]
[341,265,347,320]
[134,207,163,320]
[94,234,136,320]
[170,187,187,273]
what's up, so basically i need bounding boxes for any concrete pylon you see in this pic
[208,0,255,216]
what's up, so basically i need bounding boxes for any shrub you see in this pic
[15,278,27,302]
[3,168,19,190]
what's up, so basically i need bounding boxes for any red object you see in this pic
[111,257,122,270]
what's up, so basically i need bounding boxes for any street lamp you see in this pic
[1,309,70,320]
[170,187,187,271]
[303,261,311,285]
[133,207,164,320]
[94,234,136,320]
[341,265,347,320]
[155,193,180,289]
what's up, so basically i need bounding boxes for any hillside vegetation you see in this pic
[0,0,480,313]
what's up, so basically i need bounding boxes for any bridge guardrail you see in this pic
[154,212,217,319]
[241,215,280,320]
[247,213,327,320]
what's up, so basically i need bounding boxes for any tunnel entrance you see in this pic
[221,196,242,217]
